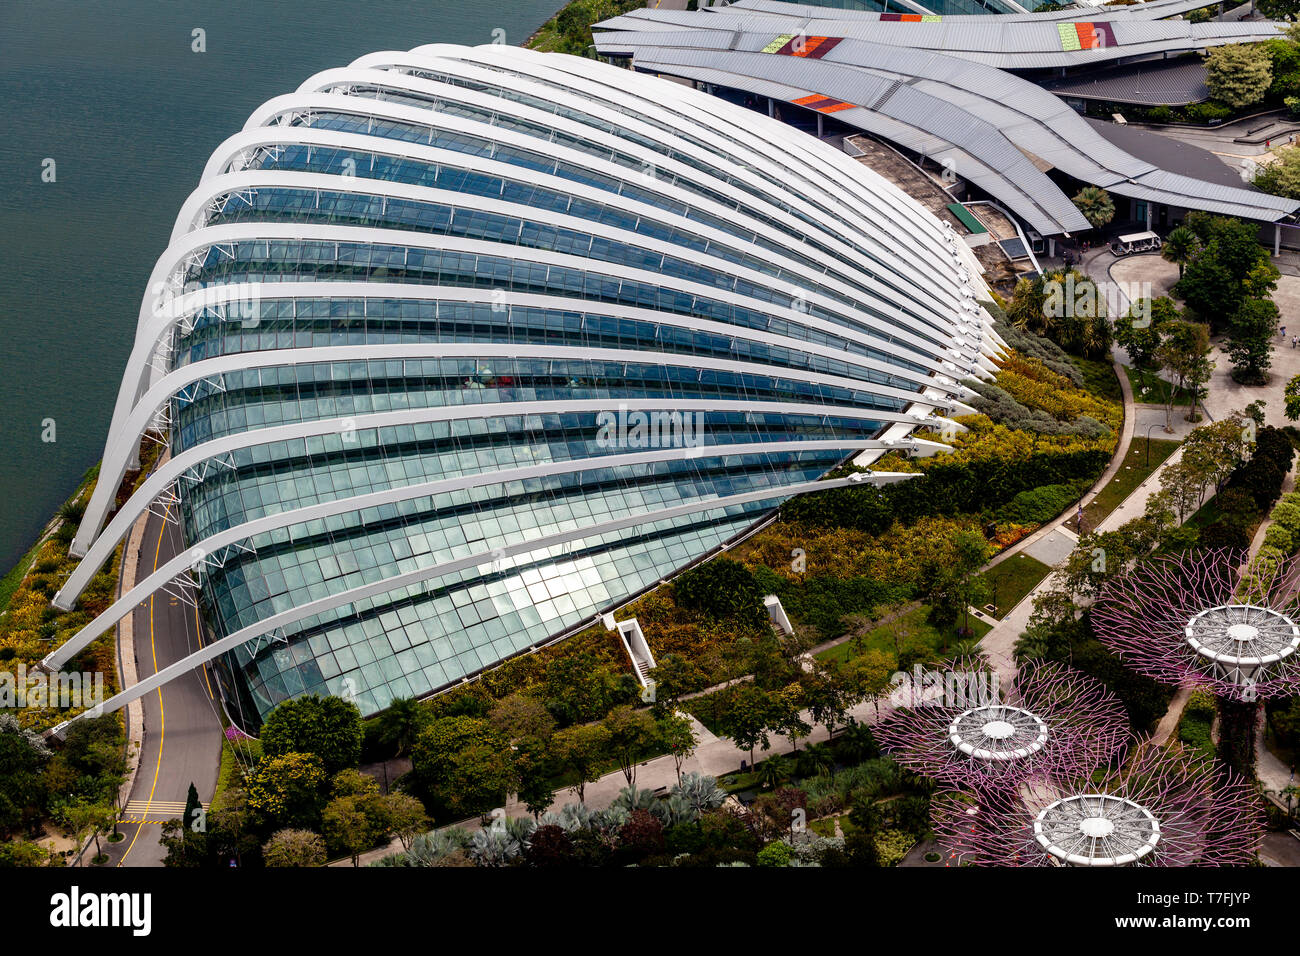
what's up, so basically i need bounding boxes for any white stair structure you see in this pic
[765,594,794,636]
[604,614,657,688]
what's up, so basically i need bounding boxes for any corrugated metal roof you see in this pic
[596,7,1286,69]
[593,12,1300,234]
[728,0,1230,23]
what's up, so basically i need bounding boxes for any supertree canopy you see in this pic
[931,743,1262,867]
[874,660,1129,789]
[1091,547,1300,702]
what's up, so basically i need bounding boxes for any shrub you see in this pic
[1263,523,1294,554]
[997,482,1084,524]
[756,841,794,867]
[1271,501,1300,536]
[1186,689,1217,721]
[672,558,765,625]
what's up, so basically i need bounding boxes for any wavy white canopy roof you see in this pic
[594,7,1298,235]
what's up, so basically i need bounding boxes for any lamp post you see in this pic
[1145,422,1162,468]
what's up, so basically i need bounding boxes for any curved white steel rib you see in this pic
[53,470,910,732]
[46,439,913,672]
[54,395,957,609]
[60,44,999,724]
[72,218,986,556]
[299,49,962,297]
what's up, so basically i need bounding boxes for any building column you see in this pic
[1048,238,1056,258]
[817,113,824,138]
[1276,223,1282,257]
[1146,204,1153,229]
[767,98,774,118]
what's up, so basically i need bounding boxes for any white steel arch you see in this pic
[72,218,989,556]
[46,440,915,671]
[52,470,895,733]
[59,44,999,724]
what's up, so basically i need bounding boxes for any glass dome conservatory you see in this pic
[51,43,998,728]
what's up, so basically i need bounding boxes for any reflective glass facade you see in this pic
[76,44,993,728]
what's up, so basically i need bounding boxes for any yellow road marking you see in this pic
[118,507,170,866]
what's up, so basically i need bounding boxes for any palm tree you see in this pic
[1161,225,1199,279]
[757,754,790,790]
[376,697,427,757]
[795,745,836,779]
[1072,185,1116,231]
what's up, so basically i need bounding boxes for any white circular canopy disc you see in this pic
[1185,604,1299,670]
[1034,794,1160,867]
[948,705,1049,762]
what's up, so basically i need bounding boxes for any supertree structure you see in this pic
[1090,547,1300,775]
[875,659,1129,789]
[931,742,1262,867]
[1091,547,1300,700]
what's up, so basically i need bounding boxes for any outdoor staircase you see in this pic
[604,614,657,690]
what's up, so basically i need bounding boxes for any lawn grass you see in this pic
[1070,355,1122,403]
[1125,366,1192,407]
[975,554,1052,619]
[1081,436,1181,531]
[813,605,991,667]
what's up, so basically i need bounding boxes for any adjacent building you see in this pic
[594,0,1299,239]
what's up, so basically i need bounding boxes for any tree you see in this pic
[513,736,559,818]
[1253,143,1300,199]
[159,818,209,867]
[383,793,430,851]
[602,705,658,787]
[1204,44,1273,109]
[656,712,698,782]
[323,794,380,866]
[246,752,329,832]
[947,529,992,638]
[1115,296,1177,369]
[842,649,897,718]
[715,683,782,766]
[182,782,203,834]
[262,828,326,867]
[489,692,556,744]
[1072,186,1115,229]
[551,723,612,805]
[1259,0,1300,21]
[1161,226,1200,279]
[374,697,428,757]
[1180,418,1252,495]
[1285,373,1300,420]
[800,663,852,739]
[1225,296,1280,384]
[209,789,258,868]
[0,714,50,838]
[410,716,516,819]
[1155,319,1214,429]
[260,694,363,775]
[1175,213,1279,325]
[329,767,380,799]
[61,800,115,866]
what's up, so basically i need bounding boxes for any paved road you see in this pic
[107,507,222,867]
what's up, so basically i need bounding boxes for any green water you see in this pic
[0,0,563,567]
